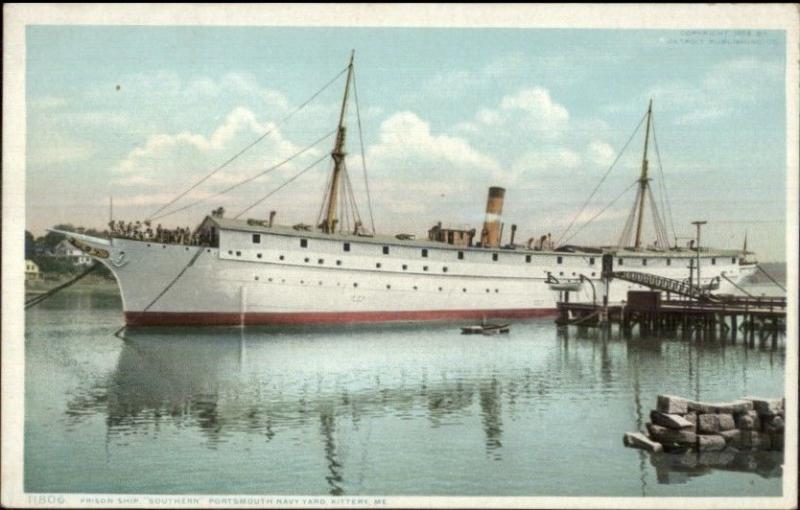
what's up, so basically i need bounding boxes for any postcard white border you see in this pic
[3,3,798,509]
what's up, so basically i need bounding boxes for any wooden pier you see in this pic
[557,292,786,346]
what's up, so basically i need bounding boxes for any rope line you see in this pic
[146,65,348,221]
[150,129,336,221]
[556,110,648,246]
[757,264,786,292]
[565,179,640,244]
[25,263,99,309]
[352,69,376,234]
[141,248,205,313]
[234,153,330,218]
[651,116,677,244]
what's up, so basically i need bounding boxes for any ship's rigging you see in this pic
[556,101,677,251]
[145,51,376,235]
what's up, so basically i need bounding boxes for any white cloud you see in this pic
[500,88,570,125]
[586,141,615,168]
[369,111,502,180]
[111,106,322,202]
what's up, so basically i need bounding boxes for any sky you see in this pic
[25,26,787,261]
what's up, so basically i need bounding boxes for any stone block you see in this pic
[657,394,689,414]
[623,432,663,453]
[689,400,750,414]
[687,400,715,414]
[766,415,784,432]
[684,412,697,425]
[717,414,736,431]
[650,410,695,430]
[698,414,721,434]
[737,410,761,431]
[697,434,726,452]
[719,429,741,444]
[743,397,783,416]
[646,423,697,445]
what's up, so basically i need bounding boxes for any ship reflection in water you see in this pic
[33,305,784,496]
[63,326,514,495]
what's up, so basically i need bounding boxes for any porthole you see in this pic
[376,262,382,268]
[485,289,490,293]
[413,285,418,290]
[318,258,324,264]
[279,255,285,261]
[236,251,241,256]
[318,281,322,286]
[228,250,233,255]
[300,280,304,284]
[462,288,467,293]
[268,277,273,282]
[402,264,408,270]
[442,266,448,273]
[438,287,443,292]
[336,260,342,266]
[254,276,259,281]
[423,265,428,271]
[494,289,499,293]
[559,271,564,276]
[353,282,358,288]
[257,253,262,259]
[304,257,310,263]
[185,247,189,251]
[386,284,391,289]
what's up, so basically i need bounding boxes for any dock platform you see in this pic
[557,294,786,345]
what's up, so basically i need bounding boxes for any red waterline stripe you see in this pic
[124,308,558,327]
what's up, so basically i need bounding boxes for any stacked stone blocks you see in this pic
[624,395,784,454]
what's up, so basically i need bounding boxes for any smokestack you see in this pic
[510,224,517,246]
[269,210,276,227]
[481,186,505,248]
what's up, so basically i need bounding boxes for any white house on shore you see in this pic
[51,239,93,266]
[25,259,41,280]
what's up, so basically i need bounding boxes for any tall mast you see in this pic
[322,51,355,234]
[633,99,653,250]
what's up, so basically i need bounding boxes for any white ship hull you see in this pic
[70,224,756,327]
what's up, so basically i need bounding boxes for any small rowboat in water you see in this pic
[461,323,511,335]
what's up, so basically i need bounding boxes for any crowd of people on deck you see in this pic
[108,220,215,246]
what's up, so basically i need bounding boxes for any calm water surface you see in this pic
[25,286,785,496]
